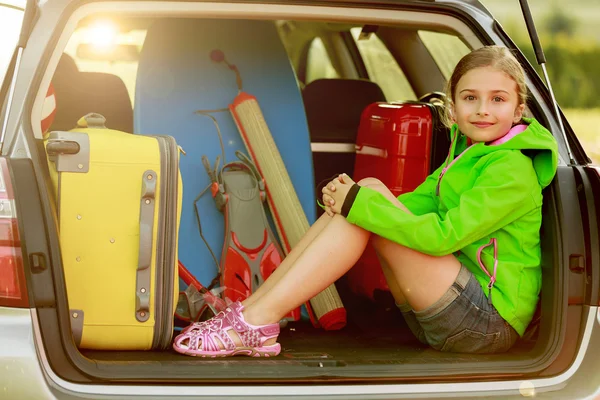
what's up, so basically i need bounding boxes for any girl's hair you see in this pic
[442,45,528,128]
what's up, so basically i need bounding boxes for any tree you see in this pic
[543,6,576,37]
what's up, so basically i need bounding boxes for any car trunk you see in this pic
[35,176,568,383]
[26,3,585,385]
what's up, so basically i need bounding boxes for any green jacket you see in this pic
[346,118,558,336]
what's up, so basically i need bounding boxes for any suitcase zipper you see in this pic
[163,136,180,348]
[150,136,167,349]
[161,135,179,349]
[150,135,179,349]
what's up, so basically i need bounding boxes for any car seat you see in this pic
[302,78,386,207]
[50,53,133,132]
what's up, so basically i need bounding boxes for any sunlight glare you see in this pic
[86,21,118,49]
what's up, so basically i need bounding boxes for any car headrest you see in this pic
[51,70,133,133]
[55,53,79,78]
[303,79,386,143]
[50,53,133,133]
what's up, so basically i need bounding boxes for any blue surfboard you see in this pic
[134,19,316,286]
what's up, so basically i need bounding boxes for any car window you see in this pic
[418,31,470,80]
[349,27,416,101]
[0,2,25,85]
[40,19,147,136]
[63,20,147,106]
[305,37,340,84]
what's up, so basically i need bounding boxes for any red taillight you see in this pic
[0,158,28,308]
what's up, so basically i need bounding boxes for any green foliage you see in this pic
[543,5,577,37]
[480,0,600,108]
[480,0,600,159]
[564,108,600,164]
[519,41,600,108]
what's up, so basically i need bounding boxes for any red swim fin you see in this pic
[209,151,300,322]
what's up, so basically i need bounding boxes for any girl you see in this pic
[173,45,558,357]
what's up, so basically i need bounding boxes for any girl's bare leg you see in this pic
[369,181,417,307]
[360,179,461,311]
[244,178,461,326]
[372,235,460,311]
[377,252,408,305]
[242,212,333,308]
[244,213,370,325]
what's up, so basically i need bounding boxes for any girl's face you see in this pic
[452,66,525,144]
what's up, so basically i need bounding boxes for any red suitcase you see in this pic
[347,101,448,302]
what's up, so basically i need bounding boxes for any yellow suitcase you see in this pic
[45,113,182,350]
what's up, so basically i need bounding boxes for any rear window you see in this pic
[350,27,416,101]
[63,20,146,106]
[418,30,470,79]
[305,37,340,84]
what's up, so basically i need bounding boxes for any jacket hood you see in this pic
[450,117,559,188]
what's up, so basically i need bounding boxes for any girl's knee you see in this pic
[371,234,395,251]
[357,177,383,188]
[356,178,407,209]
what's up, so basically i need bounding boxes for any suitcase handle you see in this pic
[46,140,80,156]
[45,132,90,173]
[355,145,388,158]
[135,170,157,322]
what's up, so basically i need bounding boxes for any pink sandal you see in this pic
[173,301,281,358]
[178,299,230,335]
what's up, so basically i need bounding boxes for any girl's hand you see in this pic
[322,173,356,216]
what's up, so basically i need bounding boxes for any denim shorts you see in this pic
[397,264,519,354]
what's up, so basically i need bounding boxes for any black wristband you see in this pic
[341,184,361,217]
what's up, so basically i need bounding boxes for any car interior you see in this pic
[33,12,570,382]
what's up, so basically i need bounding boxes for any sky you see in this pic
[0,2,25,81]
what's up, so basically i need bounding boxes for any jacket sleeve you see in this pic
[346,151,538,256]
[396,162,445,215]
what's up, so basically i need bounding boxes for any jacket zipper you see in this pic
[476,238,499,305]
[435,132,455,196]
[435,143,475,196]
